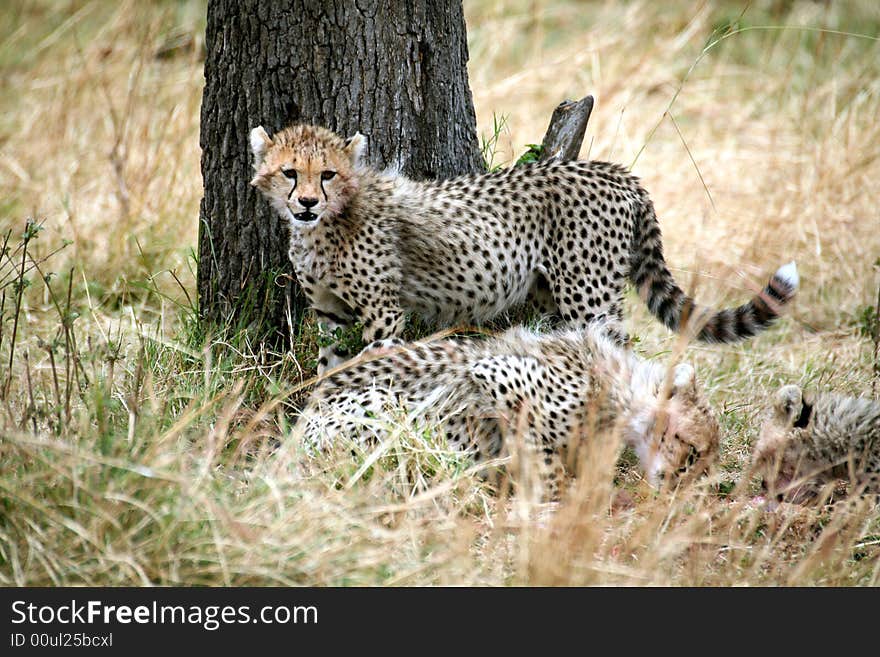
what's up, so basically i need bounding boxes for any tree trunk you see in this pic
[540,96,594,162]
[197,0,483,341]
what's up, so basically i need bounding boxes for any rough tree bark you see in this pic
[198,0,483,339]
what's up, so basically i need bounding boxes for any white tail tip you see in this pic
[774,261,799,290]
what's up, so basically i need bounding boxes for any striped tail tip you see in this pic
[773,261,799,293]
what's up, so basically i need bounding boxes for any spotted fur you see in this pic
[753,384,880,503]
[250,123,799,375]
[296,325,721,496]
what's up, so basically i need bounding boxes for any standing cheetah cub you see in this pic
[753,384,880,503]
[250,123,799,374]
[296,325,721,495]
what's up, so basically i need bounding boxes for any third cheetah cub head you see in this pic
[249,124,365,227]
[752,384,834,505]
[752,384,880,505]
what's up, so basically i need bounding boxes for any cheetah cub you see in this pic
[250,123,799,375]
[296,325,721,496]
[753,384,880,504]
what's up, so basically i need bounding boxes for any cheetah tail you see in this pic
[630,201,799,343]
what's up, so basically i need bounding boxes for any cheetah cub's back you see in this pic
[250,123,799,375]
[753,384,880,503]
[296,325,721,496]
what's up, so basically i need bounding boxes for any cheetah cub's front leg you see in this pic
[315,296,405,376]
[360,305,406,348]
[310,289,359,376]
[314,313,352,374]
[344,278,406,356]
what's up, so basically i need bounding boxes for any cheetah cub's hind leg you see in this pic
[524,274,629,346]
[469,355,564,500]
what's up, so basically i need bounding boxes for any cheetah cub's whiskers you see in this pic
[294,324,721,498]
[250,123,799,375]
[752,384,880,505]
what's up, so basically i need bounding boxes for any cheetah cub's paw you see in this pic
[360,338,406,357]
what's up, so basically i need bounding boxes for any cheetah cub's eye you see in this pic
[282,168,297,180]
[321,170,337,181]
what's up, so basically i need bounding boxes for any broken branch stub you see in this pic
[539,95,594,162]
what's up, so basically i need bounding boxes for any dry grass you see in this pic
[1,0,879,586]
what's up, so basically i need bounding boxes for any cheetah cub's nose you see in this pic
[299,197,319,208]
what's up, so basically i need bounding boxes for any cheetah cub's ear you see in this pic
[249,126,273,169]
[670,363,696,397]
[773,384,804,426]
[343,132,366,167]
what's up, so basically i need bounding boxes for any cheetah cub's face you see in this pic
[625,364,721,487]
[249,124,365,227]
[752,384,817,503]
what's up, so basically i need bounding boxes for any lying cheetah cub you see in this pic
[753,384,880,503]
[296,325,720,495]
[249,124,799,375]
